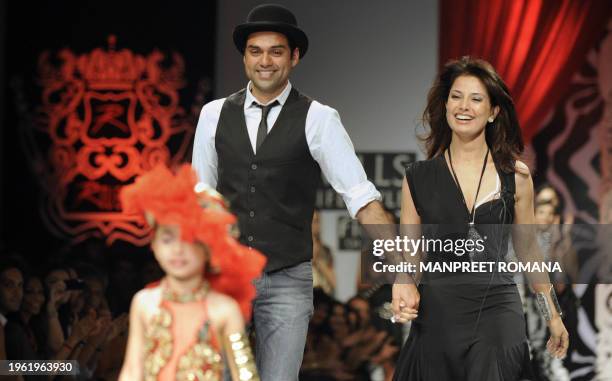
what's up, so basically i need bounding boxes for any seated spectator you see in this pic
[10,273,46,360]
[42,265,72,353]
[80,267,107,314]
[1,258,25,361]
[312,210,336,295]
[301,291,399,381]
[65,264,86,320]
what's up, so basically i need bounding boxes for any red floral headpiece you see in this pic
[120,164,266,320]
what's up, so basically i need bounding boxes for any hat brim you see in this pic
[233,22,309,58]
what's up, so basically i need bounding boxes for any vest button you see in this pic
[249,211,255,217]
[247,235,254,242]
[250,186,256,193]
[251,164,258,170]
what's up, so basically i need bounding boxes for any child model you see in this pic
[118,164,265,381]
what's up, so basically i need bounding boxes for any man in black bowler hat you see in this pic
[193,4,391,379]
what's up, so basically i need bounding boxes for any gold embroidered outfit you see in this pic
[143,281,222,381]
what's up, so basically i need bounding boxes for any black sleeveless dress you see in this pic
[393,156,533,381]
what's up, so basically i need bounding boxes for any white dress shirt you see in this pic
[192,81,381,218]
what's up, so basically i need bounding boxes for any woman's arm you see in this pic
[391,176,421,323]
[118,292,145,381]
[217,296,259,381]
[49,310,95,362]
[512,162,569,358]
[45,283,66,354]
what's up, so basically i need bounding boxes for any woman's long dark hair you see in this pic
[422,56,524,173]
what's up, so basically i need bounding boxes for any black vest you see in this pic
[215,88,321,271]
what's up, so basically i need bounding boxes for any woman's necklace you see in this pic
[448,147,489,261]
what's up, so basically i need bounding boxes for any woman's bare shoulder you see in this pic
[514,160,530,176]
[514,160,534,198]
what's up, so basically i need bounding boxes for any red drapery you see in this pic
[440,0,611,143]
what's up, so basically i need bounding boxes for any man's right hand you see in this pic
[391,282,420,323]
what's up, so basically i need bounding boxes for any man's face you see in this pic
[243,31,298,98]
[0,268,24,314]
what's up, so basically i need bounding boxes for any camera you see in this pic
[64,278,85,290]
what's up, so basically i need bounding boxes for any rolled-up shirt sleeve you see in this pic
[192,99,224,188]
[306,102,382,218]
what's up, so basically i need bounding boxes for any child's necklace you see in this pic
[162,278,209,303]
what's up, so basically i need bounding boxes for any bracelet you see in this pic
[224,332,260,381]
[535,284,563,321]
[550,285,563,317]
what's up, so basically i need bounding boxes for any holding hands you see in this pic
[391,282,419,324]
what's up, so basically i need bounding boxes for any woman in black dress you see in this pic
[391,57,569,380]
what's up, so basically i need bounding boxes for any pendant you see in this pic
[198,320,210,342]
[466,222,483,262]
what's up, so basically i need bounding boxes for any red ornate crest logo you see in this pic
[34,36,198,245]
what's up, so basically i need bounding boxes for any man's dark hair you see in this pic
[0,255,28,279]
[288,39,298,57]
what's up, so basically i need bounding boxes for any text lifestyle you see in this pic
[372,236,486,257]
[373,261,563,274]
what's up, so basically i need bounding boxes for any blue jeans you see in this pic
[223,261,313,381]
[253,261,314,381]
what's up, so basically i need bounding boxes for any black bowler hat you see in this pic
[233,4,308,58]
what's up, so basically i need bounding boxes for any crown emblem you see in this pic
[75,35,146,89]
[40,35,183,92]
[34,36,193,246]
